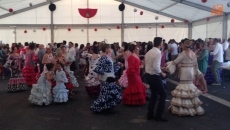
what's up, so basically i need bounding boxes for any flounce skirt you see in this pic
[7,77,27,92]
[53,84,69,103]
[22,66,37,86]
[90,82,122,112]
[169,83,205,116]
[28,82,52,106]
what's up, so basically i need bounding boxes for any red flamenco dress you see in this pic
[122,54,146,105]
[22,50,37,87]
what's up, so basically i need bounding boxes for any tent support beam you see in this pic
[222,14,227,40]
[158,3,178,12]
[0,0,60,19]
[188,23,192,39]
[172,0,227,15]
[51,11,54,44]
[192,15,223,23]
[0,22,187,28]
[115,0,184,21]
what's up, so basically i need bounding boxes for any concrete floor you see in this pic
[0,76,230,130]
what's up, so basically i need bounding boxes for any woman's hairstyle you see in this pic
[46,63,54,71]
[200,40,206,48]
[56,61,64,69]
[92,45,99,54]
[29,43,35,50]
[101,44,111,53]
[183,40,192,48]
[123,42,129,51]
[55,48,62,55]
[163,43,168,51]
[11,46,17,53]
[146,43,153,52]
[79,44,84,50]
[128,44,136,53]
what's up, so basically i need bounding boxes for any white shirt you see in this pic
[145,47,162,75]
[211,43,223,63]
[170,43,178,55]
[225,48,230,61]
[35,48,39,55]
[223,41,229,51]
[68,47,76,61]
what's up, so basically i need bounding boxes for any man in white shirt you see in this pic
[145,37,168,122]
[223,38,229,62]
[68,42,76,71]
[210,38,223,85]
[169,39,178,61]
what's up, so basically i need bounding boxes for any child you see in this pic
[28,63,54,106]
[53,62,69,103]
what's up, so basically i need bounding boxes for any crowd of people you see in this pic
[0,36,229,121]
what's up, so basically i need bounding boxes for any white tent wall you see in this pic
[192,16,223,40]
[89,28,121,43]
[124,27,188,43]
[157,27,188,42]
[124,28,156,42]
[0,28,15,44]
[227,14,230,38]
[54,28,87,44]
[16,28,51,45]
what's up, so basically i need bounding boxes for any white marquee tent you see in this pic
[0,0,229,45]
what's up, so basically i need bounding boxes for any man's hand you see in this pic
[161,72,166,78]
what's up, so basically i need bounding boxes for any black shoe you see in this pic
[155,117,168,122]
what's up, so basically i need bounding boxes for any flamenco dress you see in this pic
[122,55,146,105]
[90,55,122,112]
[53,69,69,103]
[28,71,52,106]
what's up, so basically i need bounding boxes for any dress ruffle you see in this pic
[28,83,52,106]
[122,83,146,105]
[118,70,128,88]
[169,83,204,116]
[66,71,79,88]
[7,77,27,92]
[53,84,69,103]
[22,66,37,86]
[90,82,122,112]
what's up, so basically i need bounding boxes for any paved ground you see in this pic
[0,76,230,130]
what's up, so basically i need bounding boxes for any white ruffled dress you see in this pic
[166,51,204,116]
[28,71,52,106]
[53,70,69,103]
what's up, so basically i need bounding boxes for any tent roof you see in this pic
[0,0,228,22]
[117,0,229,22]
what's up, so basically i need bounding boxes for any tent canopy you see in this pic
[0,0,228,22]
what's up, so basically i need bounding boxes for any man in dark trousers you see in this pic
[145,37,168,122]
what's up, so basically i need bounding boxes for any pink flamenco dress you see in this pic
[122,54,146,105]
[4,54,27,92]
[118,51,131,88]
[22,50,37,87]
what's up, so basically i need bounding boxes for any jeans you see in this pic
[146,74,166,118]
[211,60,221,83]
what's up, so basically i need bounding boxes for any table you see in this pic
[221,67,230,88]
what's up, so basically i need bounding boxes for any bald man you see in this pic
[37,44,46,73]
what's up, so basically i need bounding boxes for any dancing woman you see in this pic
[82,46,101,98]
[122,43,146,105]
[90,44,122,112]
[166,40,206,116]
[5,47,27,92]
[22,43,37,87]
